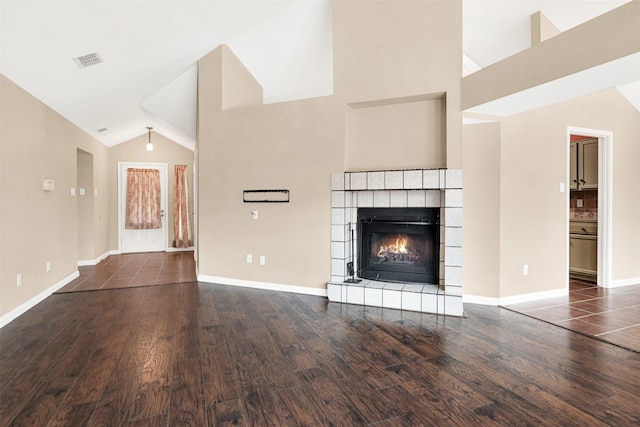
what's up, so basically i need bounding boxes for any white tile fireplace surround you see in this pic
[328,169,463,316]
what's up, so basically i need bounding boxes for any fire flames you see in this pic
[376,234,421,262]
[377,235,408,256]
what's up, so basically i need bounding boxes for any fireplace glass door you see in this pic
[358,208,439,284]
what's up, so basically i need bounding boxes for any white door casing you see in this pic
[566,127,612,288]
[118,162,168,253]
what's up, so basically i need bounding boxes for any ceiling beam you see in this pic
[462,0,640,111]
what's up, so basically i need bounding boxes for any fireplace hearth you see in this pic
[328,169,463,316]
[358,208,439,284]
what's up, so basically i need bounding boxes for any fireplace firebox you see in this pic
[357,208,439,284]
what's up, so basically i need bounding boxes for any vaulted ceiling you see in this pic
[0,1,636,151]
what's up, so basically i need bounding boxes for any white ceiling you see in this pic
[0,1,636,151]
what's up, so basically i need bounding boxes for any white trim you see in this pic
[463,294,500,306]
[77,250,119,266]
[566,126,613,288]
[498,288,568,306]
[198,274,328,297]
[464,288,568,307]
[0,271,80,328]
[166,246,195,253]
[610,277,640,288]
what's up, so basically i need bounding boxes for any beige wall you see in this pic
[198,96,344,288]
[197,0,462,290]
[0,74,109,318]
[464,88,640,299]
[333,0,463,168]
[346,96,446,171]
[462,122,501,298]
[108,133,195,251]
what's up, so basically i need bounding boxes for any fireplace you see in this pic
[328,168,463,316]
[357,208,439,284]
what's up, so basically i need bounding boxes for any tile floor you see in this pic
[505,279,640,353]
[56,251,197,293]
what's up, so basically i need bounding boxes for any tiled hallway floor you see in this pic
[505,279,640,353]
[56,251,197,293]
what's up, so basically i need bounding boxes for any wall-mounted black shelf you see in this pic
[243,189,290,203]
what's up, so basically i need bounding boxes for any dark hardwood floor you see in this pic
[1,278,639,426]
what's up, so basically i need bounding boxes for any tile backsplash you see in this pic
[570,189,598,219]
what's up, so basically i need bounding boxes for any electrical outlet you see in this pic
[260,256,265,265]
[523,264,529,275]
[17,273,22,287]
[46,261,51,272]
[247,254,252,263]
[577,199,583,208]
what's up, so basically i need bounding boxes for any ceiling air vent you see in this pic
[73,52,103,69]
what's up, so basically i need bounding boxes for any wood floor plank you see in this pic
[207,398,247,427]
[1,277,639,427]
[168,379,205,427]
[8,377,74,427]
[200,326,240,404]
[241,386,287,427]
[129,379,170,422]
[273,385,328,427]
[295,368,367,426]
[46,402,96,427]
[87,367,141,427]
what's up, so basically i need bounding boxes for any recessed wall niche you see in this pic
[345,93,446,171]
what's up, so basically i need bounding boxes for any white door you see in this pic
[119,162,168,253]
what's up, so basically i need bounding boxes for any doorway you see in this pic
[566,127,612,288]
[77,149,95,262]
[118,162,168,253]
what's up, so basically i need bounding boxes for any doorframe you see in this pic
[118,161,169,253]
[566,126,613,288]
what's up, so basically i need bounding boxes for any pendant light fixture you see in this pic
[146,126,154,151]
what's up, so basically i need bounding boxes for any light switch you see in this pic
[252,211,258,220]
[43,178,55,191]
[79,188,86,196]
[70,187,76,196]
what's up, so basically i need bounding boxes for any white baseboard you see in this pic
[498,288,568,306]
[166,246,195,253]
[0,270,80,328]
[463,294,500,306]
[78,250,119,266]
[463,287,568,306]
[608,277,640,288]
[198,274,328,297]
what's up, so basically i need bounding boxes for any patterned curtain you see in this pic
[125,168,162,229]
[173,165,192,248]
